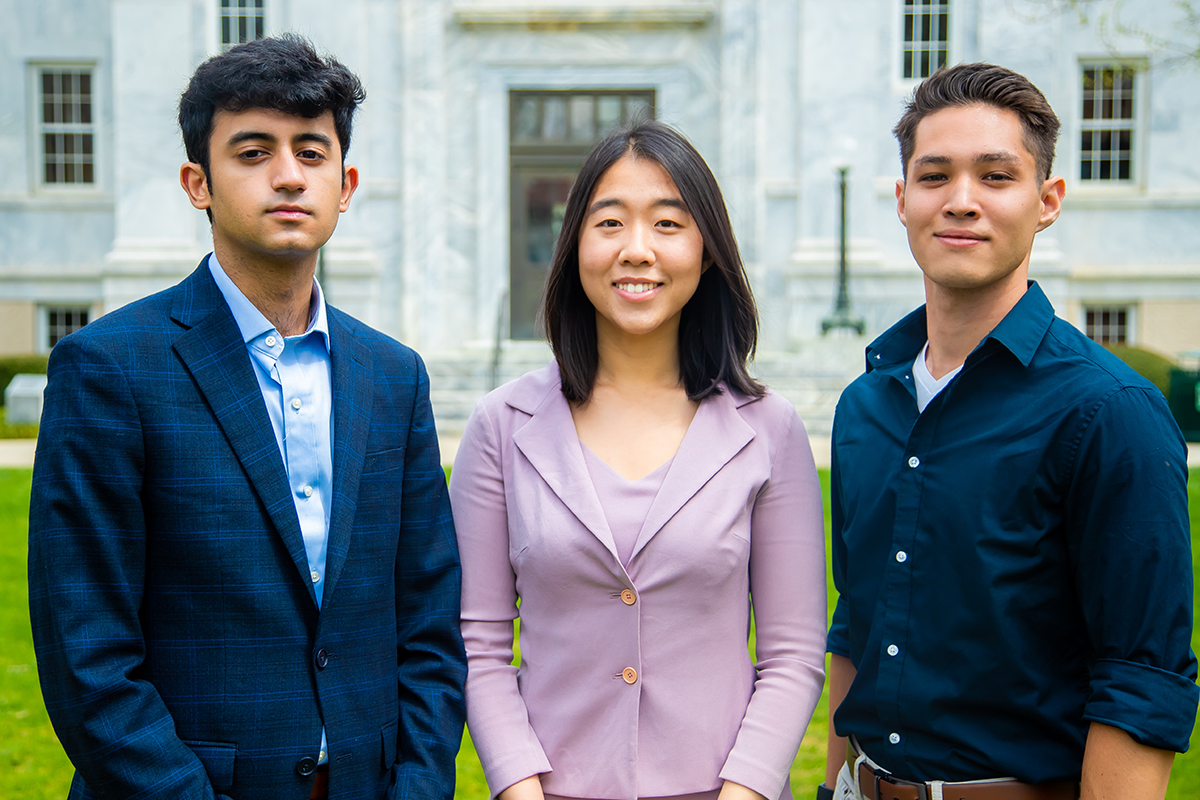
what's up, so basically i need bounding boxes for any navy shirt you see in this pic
[828,282,1198,783]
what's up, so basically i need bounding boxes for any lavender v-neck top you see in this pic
[580,442,673,567]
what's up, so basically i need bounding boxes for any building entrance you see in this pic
[508,89,655,339]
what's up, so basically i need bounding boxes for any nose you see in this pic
[271,151,306,193]
[943,175,979,218]
[620,221,656,266]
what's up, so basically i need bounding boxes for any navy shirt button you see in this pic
[889,732,901,745]
[296,756,317,776]
[908,456,920,468]
[316,649,329,670]
[887,644,899,657]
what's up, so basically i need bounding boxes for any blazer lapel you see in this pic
[629,389,757,561]
[318,311,373,603]
[510,372,619,562]
[171,264,317,606]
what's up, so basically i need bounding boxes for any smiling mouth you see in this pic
[615,281,662,294]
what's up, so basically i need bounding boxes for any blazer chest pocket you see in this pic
[183,739,236,793]
[363,446,407,475]
[381,719,398,769]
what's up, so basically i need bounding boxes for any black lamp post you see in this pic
[821,165,865,336]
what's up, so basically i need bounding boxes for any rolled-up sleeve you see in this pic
[1068,385,1198,752]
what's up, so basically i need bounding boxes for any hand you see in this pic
[717,780,769,800]
[497,775,545,800]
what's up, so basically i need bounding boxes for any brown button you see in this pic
[620,589,636,605]
[622,667,638,684]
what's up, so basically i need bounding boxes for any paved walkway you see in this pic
[7,436,1200,471]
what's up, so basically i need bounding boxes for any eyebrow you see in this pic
[226,131,335,148]
[585,196,690,217]
[914,150,1023,167]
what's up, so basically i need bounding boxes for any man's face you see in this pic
[181,107,357,266]
[896,103,1063,294]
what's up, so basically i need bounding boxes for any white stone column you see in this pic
[103,0,208,313]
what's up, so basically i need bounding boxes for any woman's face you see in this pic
[577,154,706,345]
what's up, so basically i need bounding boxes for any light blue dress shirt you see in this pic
[208,253,334,762]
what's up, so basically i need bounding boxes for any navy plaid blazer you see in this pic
[28,261,466,799]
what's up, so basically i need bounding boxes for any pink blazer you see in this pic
[450,364,826,800]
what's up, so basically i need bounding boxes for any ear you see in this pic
[180,162,211,211]
[1035,174,1066,232]
[895,178,907,227]
[339,164,360,212]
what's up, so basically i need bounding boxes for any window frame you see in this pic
[37,304,95,353]
[218,0,266,51]
[1075,58,1148,192]
[1081,303,1136,346]
[895,0,952,86]
[29,62,101,193]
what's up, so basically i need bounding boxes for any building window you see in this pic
[221,0,264,50]
[1080,65,1137,182]
[902,0,949,79]
[1085,305,1128,345]
[45,306,90,349]
[508,90,655,340]
[38,67,95,186]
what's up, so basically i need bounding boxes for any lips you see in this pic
[613,279,663,301]
[935,229,986,246]
[268,205,310,219]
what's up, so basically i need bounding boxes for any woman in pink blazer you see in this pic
[450,121,826,800]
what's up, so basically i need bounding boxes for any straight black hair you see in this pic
[178,33,365,196]
[542,120,764,404]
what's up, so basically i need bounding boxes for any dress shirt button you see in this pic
[291,398,303,410]
[887,644,899,657]
[302,485,314,498]
[296,756,317,776]
[620,589,636,605]
[908,456,920,468]
[318,749,327,762]
[889,732,901,745]
[265,335,277,347]
[896,550,908,563]
[311,570,320,583]
[621,667,638,684]
[316,649,329,670]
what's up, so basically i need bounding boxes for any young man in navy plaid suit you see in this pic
[29,35,466,800]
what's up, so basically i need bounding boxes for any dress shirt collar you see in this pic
[206,252,330,351]
[864,280,1055,373]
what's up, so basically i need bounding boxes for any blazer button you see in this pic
[622,667,638,684]
[620,589,636,605]
[316,649,329,670]
[296,756,317,776]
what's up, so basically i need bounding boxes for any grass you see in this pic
[3,467,1199,798]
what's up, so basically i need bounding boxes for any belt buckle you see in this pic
[871,764,929,800]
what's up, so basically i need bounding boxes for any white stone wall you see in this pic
[1,0,1197,361]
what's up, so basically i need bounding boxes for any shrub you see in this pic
[1105,344,1175,396]
[0,355,49,407]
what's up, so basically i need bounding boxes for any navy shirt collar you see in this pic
[864,280,1055,373]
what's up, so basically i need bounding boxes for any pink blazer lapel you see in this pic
[509,366,620,563]
[629,388,758,561]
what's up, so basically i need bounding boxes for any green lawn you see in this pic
[4,467,1199,798]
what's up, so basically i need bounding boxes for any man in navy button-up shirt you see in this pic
[821,63,1196,800]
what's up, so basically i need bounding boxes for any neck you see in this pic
[214,243,317,337]
[923,267,1028,379]
[593,316,684,396]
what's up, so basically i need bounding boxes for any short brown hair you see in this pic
[893,62,1060,180]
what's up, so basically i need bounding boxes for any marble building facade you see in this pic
[2,0,1198,429]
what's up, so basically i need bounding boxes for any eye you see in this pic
[238,148,268,160]
[297,149,325,161]
[596,218,622,228]
[917,172,946,183]
[656,218,683,229]
[983,171,1014,182]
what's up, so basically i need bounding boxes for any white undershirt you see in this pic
[913,341,963,412]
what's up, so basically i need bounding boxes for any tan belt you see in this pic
[847,742,1078,800]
